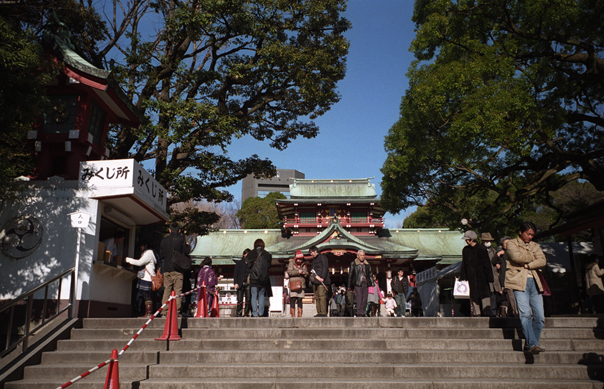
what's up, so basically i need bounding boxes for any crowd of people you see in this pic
[459,221,548,355]
[124,220,551,355]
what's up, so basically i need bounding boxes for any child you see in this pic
[385,292,397,317]
[335,287,346,316]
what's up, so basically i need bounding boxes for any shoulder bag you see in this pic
[146,268,164,291]
[536,270,551,296]
[289,279,302,292]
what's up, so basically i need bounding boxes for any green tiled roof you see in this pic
[190,226,465,265]
[384,228,465,260]
[190,229,286,265]
[289,178,377,198]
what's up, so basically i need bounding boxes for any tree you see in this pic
[381,0,604,230]
[171,199,241,231]
[402,182,604,241]
[236,192,286,229]
[97,0,350,233]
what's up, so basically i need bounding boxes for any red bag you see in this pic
[536,270,551,297]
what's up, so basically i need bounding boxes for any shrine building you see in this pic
[191,178,465,288]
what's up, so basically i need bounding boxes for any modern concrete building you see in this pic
[241,169,305,203]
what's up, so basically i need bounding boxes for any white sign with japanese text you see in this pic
[78,159,167,212]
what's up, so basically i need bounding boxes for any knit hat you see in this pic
[295,249,304,259]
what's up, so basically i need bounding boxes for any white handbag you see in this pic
[453,278,470,299]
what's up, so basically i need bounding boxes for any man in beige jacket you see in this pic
[506,221,547,355]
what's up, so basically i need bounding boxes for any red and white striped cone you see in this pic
[210,291,220,317]
[154,290,181,341]
[103,349,119,389]
[195,282,207,318]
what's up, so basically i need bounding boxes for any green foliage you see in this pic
[0,16,54,199]
[103,0,350,233]
[0,1,109,199]
[236,192,287,229]
[382,0,604,230]
[403,181,603,241]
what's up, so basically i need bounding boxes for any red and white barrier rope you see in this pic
[56,286,200,389]
[57,356,112,388]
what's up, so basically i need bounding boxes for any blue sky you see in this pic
[223,1,418,227]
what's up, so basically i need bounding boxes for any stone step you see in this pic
[165,338,581,352]
[40,350,159,364]
[4,377,601,389]
[67,327,603,340]
[4,379,137,389]
[145,363,602,380]
[56,338,167,352]
[79,316,604,329]
[22,363,150,380]
[34,349,604,366]
[135,378,601,389]
[156,349,604,365]
[54,337,597,352]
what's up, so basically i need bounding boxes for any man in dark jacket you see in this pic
[391,268,409,317]
[245,239,272,317]
[348,250,374,317]
[310,246,330,317]
[234,249,250,317]
[459,230,494,317]
[159,222,190,316]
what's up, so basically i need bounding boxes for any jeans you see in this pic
[513,277,545,349]
[250,286,265,317]
[394,293,406,317]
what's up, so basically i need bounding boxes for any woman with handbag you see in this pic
[287,249,308,317]
[125,240,158,319]
[197,257,221,316]
[367,273,384,317]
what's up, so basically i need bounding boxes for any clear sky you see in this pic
[223,1,418,227]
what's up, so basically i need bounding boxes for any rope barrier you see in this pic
[56,286,200,389]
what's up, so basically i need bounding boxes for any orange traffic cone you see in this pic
[154,291,181,341]
[104,349,119,389]
[210,292,220,317]
[195,282,207,318]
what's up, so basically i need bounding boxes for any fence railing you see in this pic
[0,267,75,358]
[285,217,385,225]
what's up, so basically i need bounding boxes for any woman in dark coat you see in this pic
[459,230,494,316]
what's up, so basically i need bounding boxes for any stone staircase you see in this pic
[4,316,604,388]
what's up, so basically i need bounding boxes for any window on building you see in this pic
[350,211,366,223]
[88,101,106,144]
[300,212,315,223]
[43,95,79,134]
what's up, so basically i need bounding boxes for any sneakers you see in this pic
[524,345,544,355]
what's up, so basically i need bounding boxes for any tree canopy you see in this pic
[101,0,350,233]
[381,0,604,231]
[236,191,286,229]
[1,0,349,234]
[403,182,604,241]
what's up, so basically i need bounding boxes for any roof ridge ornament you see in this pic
[44,8,76,51]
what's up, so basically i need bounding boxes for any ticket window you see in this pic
[98,217,129,265]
